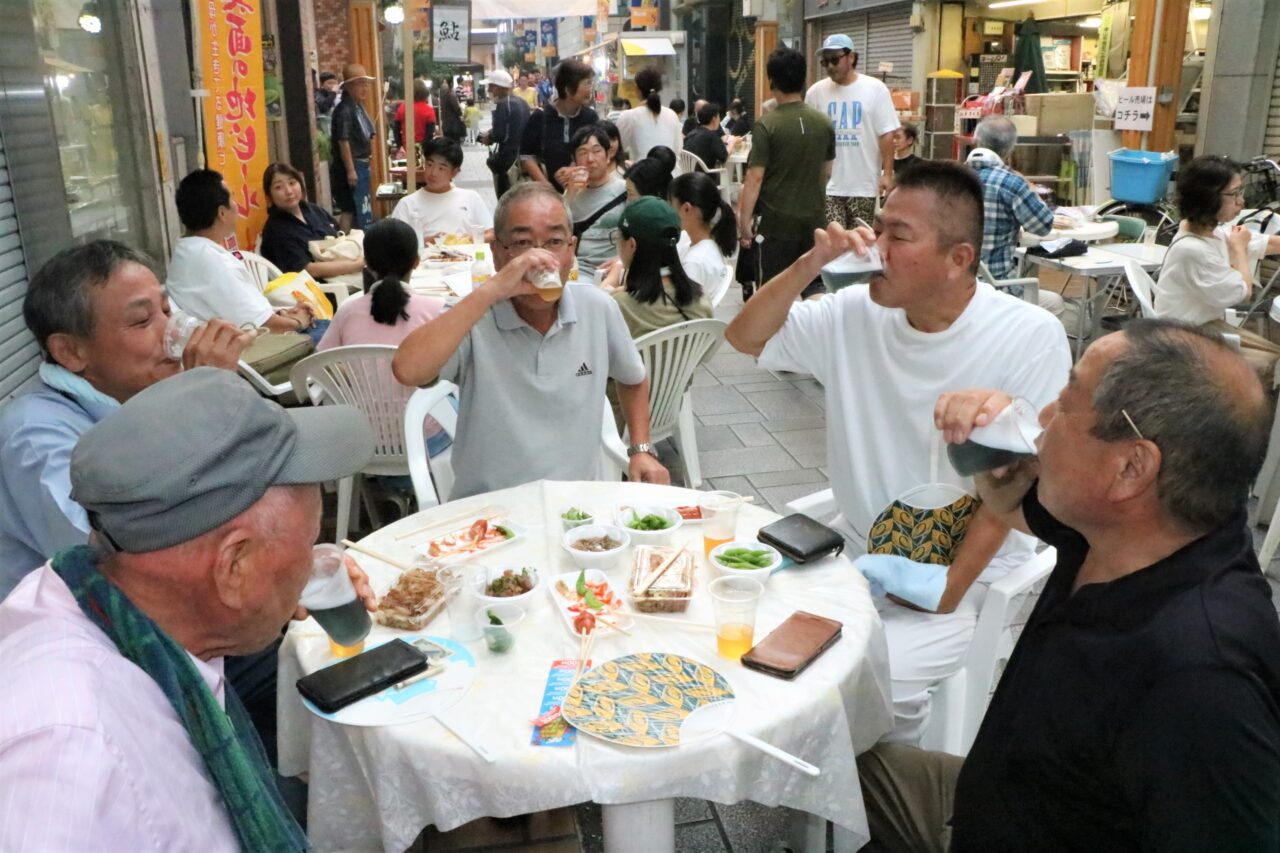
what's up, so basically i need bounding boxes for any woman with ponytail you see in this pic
[318,218,452,459]
[616,67,683,163]
[317,218,446,350]
[602,196,712,339]
[668,171,736,298]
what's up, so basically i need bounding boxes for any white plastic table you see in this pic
[1019,219,1120,247]
[278,480,893,853]
[1021,242,1168,358]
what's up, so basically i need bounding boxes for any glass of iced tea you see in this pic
[299,544,372,658]
[708,576,764,661]
[699,490,743,558]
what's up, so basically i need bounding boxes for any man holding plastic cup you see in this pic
[726,161,1071,744]
[0,367,376,848]
[395,182,670,498]
[856,321,1280,851]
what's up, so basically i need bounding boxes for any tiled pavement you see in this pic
[396,138,1280,853]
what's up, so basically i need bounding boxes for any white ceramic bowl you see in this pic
[709,540,783,579]
[560,507,596,532]
[562,524,631,571]
[472,565,541,608]
[615,505,682,546]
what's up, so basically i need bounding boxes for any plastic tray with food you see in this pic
[375,568,448,631]
[548,569,633,636]
[416,517,526,565]
[627,545,694,613]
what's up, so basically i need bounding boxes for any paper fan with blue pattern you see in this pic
[561,652,734,748]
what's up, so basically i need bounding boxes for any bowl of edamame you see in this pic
[709,540,783,578]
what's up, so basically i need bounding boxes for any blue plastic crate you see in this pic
[1109,149,1177,205]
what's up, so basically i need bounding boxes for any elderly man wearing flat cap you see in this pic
[331,61,378,231]
[0,368,374,850]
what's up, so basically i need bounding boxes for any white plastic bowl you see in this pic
[615,505,682,546]
[709,540,782,579]
[562,524,631,571]
[473,565,541,608]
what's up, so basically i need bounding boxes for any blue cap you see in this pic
[817,34,855,54]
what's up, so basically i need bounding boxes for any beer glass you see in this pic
[299,544,372,658]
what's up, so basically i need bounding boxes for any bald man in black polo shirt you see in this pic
[858,319,1280,852]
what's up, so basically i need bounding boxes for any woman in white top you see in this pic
[669,171,737,305]
[615,68,683,164]
[1154,155,1280,379]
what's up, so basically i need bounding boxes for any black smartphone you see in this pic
[296,638,429,714]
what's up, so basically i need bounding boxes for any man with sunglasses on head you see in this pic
[805,34,900,230]
[393,183,669,498]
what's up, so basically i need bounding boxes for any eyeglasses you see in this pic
[1221,187,1246,200]
[608,228,623,245]
[820,51,850,66]
[498,237,573,253]
[1121,409,1145,441]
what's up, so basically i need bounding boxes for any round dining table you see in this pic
[277,480,893,853]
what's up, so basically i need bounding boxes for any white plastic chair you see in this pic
[708,261,736,308]
[920,547,1057,755]
[978,261,1039,305]
[628,319,726,487]
[676,149,725,184]
[403,385,629,511]
[1121,259,1157,318]
[239,359,293,399]
[239,248,358,308]
[783,488,1058,755]
[289,345,417,544]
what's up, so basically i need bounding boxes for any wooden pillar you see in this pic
[754,20,778,118]
[348,0,388,202]
[1121,0,1192,152]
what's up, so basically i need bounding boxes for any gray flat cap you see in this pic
[70,367,375,553]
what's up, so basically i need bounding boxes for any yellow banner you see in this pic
[200,0,270,250]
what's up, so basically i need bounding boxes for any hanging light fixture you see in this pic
[78,1,102,34]
[1080,16,1101,28]
[384,3,405,24]
[1190,4,1212,21]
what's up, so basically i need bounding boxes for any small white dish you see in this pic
[614,505,682,547]
[562,524,631,571]
[708,540,783,579]
[473,565,541,608]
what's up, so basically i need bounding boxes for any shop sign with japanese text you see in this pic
[200,0,269,249]
[433,5,471,63]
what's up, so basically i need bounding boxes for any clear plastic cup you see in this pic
[820,246,883,291]
[437,563,484,641]
[699,490,743,558]
[708,575,764,661]
[299,544,372,657]
[163,309,203,361]
[530,268,563,303]
[475,602,525,653]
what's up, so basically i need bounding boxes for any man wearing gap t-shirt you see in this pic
[726,162,1071,745]
[858,321,1280,851]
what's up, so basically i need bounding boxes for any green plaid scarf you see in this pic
[52,545,307,852]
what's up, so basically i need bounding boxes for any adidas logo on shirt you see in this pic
[575,363,593,377]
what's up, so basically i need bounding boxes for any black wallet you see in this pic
[757,514,844,563]
[296,639,428,714]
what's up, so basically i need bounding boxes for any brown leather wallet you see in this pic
[741,611,843,680]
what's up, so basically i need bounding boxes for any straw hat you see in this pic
[341,63,375,86]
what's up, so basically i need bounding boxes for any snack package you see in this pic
[531,660,582,747]
[627,546,694,613]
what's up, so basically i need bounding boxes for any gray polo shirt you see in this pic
[441,284,646,499]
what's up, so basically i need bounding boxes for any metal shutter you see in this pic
[864,2,912,87]
[0,134,38,401]
[1266,47,1280,157]
[820,11,869,58]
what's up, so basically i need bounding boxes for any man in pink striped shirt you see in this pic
[0,368,374,850]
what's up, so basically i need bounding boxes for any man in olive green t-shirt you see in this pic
[738,47,836,299]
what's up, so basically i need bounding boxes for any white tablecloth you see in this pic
[278,481,893,853]
[1020,219,1119,247]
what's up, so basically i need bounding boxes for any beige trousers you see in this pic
[856,742,964,852]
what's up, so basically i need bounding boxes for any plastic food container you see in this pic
[627,546,694,612]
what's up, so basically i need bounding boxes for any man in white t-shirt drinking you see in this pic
[391,137,495,248]
[726,162,1071,743]
[805,34,900,230]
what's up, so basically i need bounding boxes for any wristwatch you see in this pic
[627,442,656,457]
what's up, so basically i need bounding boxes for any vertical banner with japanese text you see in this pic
[200,0,269,250]
[540,19,558,60]
[432,5,471,63]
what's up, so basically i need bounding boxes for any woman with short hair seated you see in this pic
[259,162,365,281]
[1154,155,1280,382]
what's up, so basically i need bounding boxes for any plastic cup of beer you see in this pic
[820,245,883,292]
[530,268,564,303]
[708,575,764,661]
[299,544,372,658]
[162,309,202,361]
[699,490,743,558]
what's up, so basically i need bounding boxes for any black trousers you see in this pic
[758,232,825,299]
[226,637,281,765]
